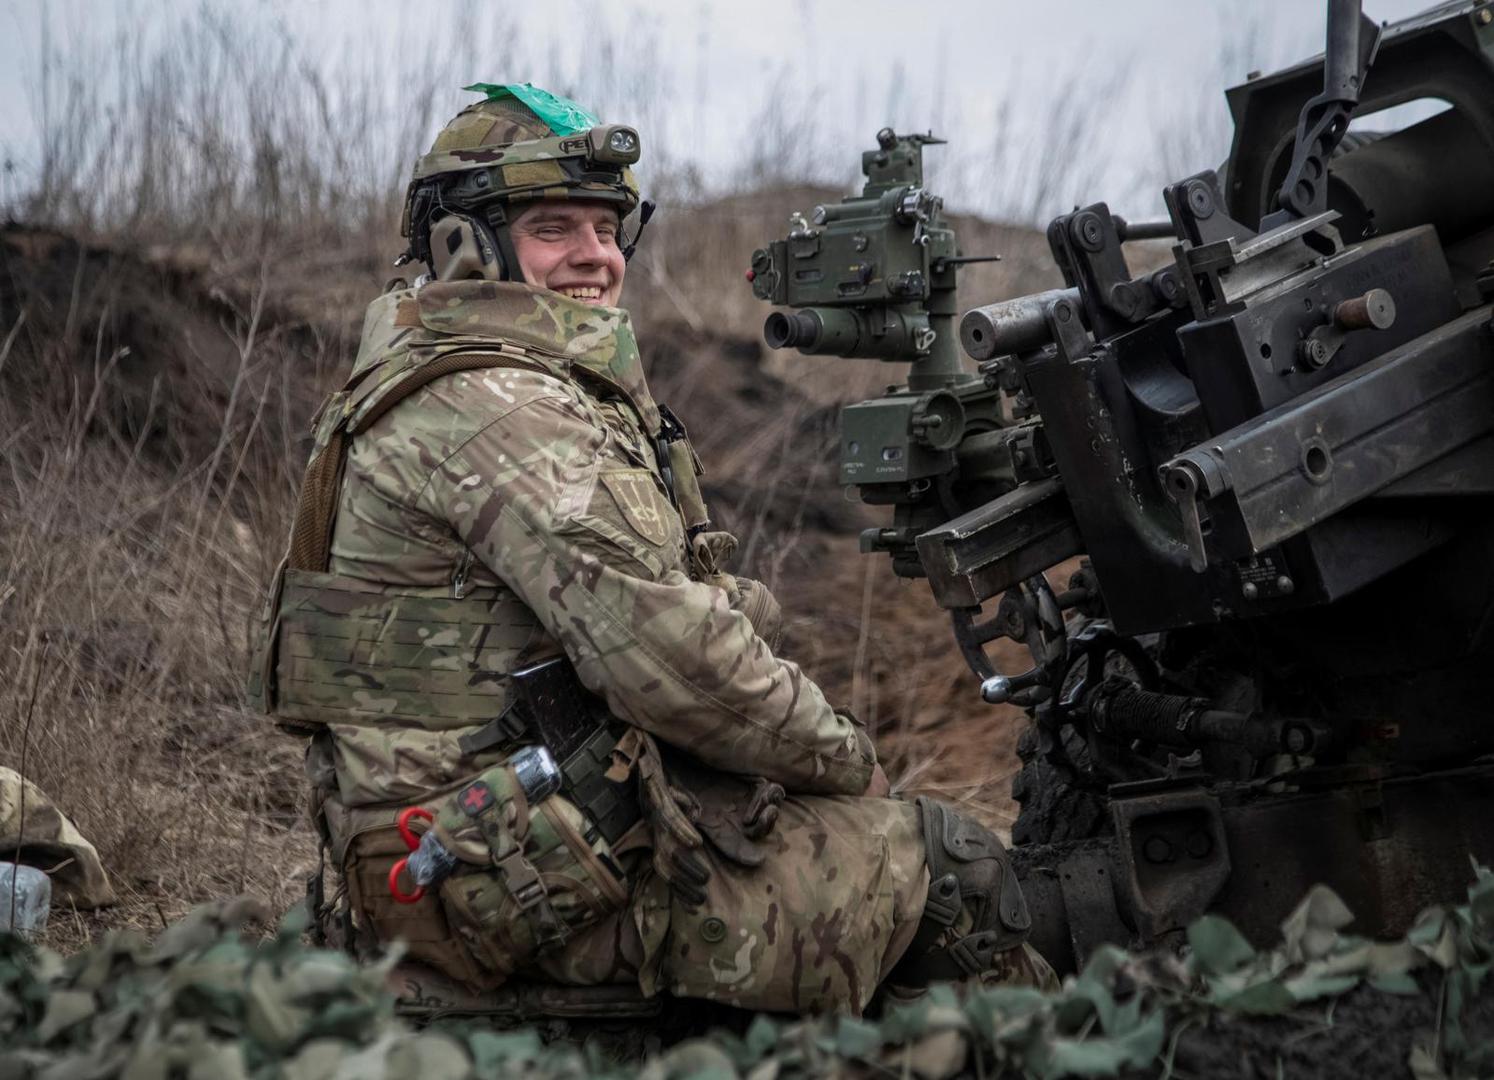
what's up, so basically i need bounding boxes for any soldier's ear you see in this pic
[430,214,502,281]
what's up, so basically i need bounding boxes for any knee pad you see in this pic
[890,796,1032,986]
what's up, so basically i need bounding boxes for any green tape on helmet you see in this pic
[461,82,599,137]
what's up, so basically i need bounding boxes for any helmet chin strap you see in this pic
[484,203,526,285]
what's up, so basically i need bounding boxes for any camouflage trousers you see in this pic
[522,794,1052,1015]
[341,784,1053,1016]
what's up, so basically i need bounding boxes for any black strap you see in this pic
[458,659,642,846]
[457,703,530,758]
[653,404,685,513]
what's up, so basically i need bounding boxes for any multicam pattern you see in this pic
[271,278,1038,1012]
[430,96,555,152]
[322,281,874,808]
[657,794,929,1014]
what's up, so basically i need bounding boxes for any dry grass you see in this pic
[0,232,324,946]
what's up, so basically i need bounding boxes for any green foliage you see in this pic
[3,870,1492,1079]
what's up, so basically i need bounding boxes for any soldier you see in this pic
[253,83,1052,1016]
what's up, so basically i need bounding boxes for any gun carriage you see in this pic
[750,0,1494,972]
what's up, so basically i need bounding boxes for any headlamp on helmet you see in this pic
[590,125,641,165]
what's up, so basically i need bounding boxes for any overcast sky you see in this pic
[0,0,1438,224]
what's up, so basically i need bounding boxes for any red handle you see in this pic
[388,806,435,904]
[388,858,424,904]
[398,806,433,850]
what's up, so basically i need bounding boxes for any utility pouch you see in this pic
[342,820,496,989]
[266,570,535,734]
[428,758,632,984]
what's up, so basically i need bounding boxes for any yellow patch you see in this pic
[600,468,672,546]
[501,160,567,188]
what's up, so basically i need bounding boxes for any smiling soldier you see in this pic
[253,83,1052,1018]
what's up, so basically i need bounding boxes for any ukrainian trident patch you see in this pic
[600,468,671,545]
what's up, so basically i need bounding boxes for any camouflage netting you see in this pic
[2,870,1491,1079]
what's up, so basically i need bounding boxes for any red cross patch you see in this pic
[460,782,495,817]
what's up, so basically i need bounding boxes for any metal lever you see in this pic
[953,576,1068,706]
[1162,462,1210,573]
[1268,0,1381,225]
[981,675,1012,704]
[932,253,1003,273]
[1299,287,1397,369]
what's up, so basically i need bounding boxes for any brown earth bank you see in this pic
[0,196,1058,951]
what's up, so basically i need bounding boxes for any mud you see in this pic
[1166,981,1494,1079]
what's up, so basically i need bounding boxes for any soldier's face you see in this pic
[509,202,626,307]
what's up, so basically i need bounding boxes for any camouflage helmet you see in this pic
[401,84,645,280]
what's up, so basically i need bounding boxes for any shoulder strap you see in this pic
[284,351,549,572]
[349,350,551,436]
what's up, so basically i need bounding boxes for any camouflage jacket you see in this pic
[307,280,876,818]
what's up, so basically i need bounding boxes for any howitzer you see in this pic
[752,0,1494,973]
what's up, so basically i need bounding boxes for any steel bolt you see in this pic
[1186,181,1215,219]
[1185,830,1213,859]
[1074,212,1105,252]
[1242,581,1259,600]
[1276,575,1295,595]
[1143,835,1175,864]
[1299,337,1330,368]
[1150,268,1182,304]
[1480,8,1493,24]
[1108,281,1141,318]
